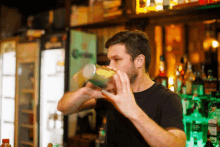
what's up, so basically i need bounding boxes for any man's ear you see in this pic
[134,54,145,68]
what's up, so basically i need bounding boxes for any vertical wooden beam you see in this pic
[64,0,71,146]
[65,0,71,30]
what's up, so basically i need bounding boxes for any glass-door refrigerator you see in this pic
[39,33,67,147]
[0,38,18,147]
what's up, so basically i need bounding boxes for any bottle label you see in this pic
[192,123,202,132]
[186,80,192,94]
[162,79,166,87]
[208,119,217,143]
[192,84,204,96]
[177,78,182,93]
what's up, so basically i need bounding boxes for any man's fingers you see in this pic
[101,90,116,100]
[114,73,123,94]
[117,70,127,93]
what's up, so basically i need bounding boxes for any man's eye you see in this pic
[115,59,120,61]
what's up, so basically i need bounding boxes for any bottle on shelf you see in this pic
[184,61,195,95]
[205,70,217,95]
[204,130,215,147]
[207,109,218,146]
[0,139,11,147]
[192,71,205,96]
[95,117,106,147]
[175,65,182,94]
[155,55,168,88]
[200,63,207,81]
[188,103,207,147]
[180,57,187,95]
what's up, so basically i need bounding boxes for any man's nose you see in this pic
[109,60,116,69]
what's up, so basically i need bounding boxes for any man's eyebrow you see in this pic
[108,55,121,59]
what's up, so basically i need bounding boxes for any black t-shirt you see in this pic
[95,82,184,147]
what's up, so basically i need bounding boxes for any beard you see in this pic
[127,64,138,84]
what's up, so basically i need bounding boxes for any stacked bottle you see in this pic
[0,139,11,147]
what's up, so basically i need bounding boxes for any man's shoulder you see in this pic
[152,82,180,101]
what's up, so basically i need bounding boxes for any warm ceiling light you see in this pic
[212,40,219,48]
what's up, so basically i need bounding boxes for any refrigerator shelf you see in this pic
[4,97,15,99]
[21,109,34,114]
[21,141,34,146]
[21,89,35,93]
[17,59,35,64]
[21,124,34,129]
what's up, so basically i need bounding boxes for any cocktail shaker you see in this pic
[82,64,116,88]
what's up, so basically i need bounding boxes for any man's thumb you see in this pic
[101,90,114,99]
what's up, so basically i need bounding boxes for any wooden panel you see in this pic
[16,43,39,60]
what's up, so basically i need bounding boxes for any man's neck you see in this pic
[131,72,155,93]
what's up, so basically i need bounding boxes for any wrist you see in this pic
[128,106,148,121]
[80,87,94,101]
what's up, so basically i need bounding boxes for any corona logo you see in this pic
[72,49,93,59]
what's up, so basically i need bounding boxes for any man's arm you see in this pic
[128,107,186,147]
[57,82,103,115]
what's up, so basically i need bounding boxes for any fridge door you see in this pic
[40,49,65,147]
[0,41,16,146]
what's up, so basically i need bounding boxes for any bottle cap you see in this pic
[2,139,9,143]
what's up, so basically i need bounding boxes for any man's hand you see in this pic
[101,70,139,118]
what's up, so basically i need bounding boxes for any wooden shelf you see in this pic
[70,2,220,28]
[21,124,34,129]
[71,16,128,29]
[21,141,34,146]
[21,89,35,93]
[21,109,34,114]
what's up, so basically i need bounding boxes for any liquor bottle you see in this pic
[184,61,195,95]
[192,71,205,96]
[0,139,11,147]
[95,127,105,147]
[205,70,217,95]
[155,55,168,88]
[204,131,215,147]
[95,117,106,147]
[180,57,186,95]
[208,110,218,145]
[200,63,207,81]
[175,65,182,94]
[189,104,207,147]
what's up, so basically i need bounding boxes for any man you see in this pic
[57,30,186,147]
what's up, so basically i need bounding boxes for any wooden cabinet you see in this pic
[15,42,39,147]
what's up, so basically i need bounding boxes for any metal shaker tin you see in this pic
[82,64,116,88]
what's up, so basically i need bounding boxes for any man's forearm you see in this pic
[128,107,186,147]
[57,88,91,115]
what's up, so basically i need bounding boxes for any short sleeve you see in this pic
[95,99,109,117]
[160,94,184,131]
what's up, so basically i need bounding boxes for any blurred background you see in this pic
[0,0,220,146]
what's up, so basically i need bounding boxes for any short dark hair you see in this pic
[105,30,151,72]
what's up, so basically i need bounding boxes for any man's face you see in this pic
[107,44,138,83]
